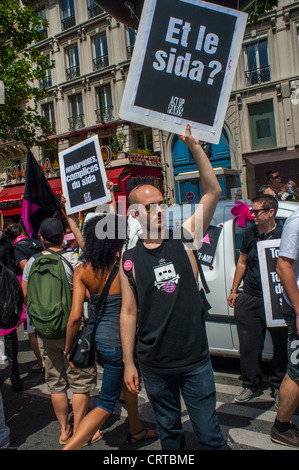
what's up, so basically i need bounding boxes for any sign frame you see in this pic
[257,239,286,328]
[120,0,247,144]
[59,135,111,215]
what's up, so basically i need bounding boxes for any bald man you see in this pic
[120,125,226,450]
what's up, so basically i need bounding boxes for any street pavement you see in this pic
[1,328,298,452]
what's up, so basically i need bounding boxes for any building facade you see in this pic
[0,0,298,221]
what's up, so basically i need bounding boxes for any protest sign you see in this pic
[257,239,286,327]
[197,225,222,267]
[120,0,247,144]
[59,136,111,215]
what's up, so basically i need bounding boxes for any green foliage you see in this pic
[0,0,55,146]
[111,132,127,152]
[246,0,279,23]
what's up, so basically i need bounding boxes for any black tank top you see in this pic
[131,233,209,374]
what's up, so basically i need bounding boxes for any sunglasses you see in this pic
[272,174,281,179]
[250,208,270,216]
[144,199,168,214]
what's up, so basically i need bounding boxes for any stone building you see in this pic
[0,0,298,221]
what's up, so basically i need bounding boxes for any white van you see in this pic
[167,200,299,360]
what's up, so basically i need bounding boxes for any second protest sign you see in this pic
[59,136,111,215]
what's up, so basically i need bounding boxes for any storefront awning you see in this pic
[106,167,125,184]
[245,148,299,165]
[0,184,24,202]
[175,167,239,181]
[0,178,62,204]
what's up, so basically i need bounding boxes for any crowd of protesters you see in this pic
[0,126,299,450]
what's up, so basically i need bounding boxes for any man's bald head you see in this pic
[127,184,163,207]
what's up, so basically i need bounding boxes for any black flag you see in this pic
[21,148,61,237]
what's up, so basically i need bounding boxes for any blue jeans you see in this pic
[141,360,226,450]
[95,343,124,414]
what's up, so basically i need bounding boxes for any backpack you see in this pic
[26,251,73,339]
[0,261,24,329]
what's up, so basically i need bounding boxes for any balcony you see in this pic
[245,65,271,86]
[39,76,52,89]
[88,4,103,18]
[68,114,85,130]
[95,107,114,123]
[92,55,109,71]
[66,66,80,81]
[61,15,76,31]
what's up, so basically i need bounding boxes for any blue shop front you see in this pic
[172,129,241,204]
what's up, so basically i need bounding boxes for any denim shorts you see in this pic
[95,342,124,414]
[282,300,299,384]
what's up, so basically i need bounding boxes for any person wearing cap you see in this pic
[22,218,99,446]
[3,223,44,388]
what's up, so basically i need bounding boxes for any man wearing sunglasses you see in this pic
[263,169,299,201]
[120,124,226,451]
[228,195,287,406]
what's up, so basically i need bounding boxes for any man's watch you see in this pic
[63,350,70,356]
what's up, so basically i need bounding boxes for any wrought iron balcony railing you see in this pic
[66,66,80,81]
[61,15,76,31]
[68,114,85,130]
[245,65,271,86]
[95,106,114,123]
[92,55,109,71]
[88,4,103,18]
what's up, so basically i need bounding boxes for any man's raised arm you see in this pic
[179,124,221,247]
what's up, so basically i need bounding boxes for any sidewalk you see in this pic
[0,328,196,451]
[0,327,163,451]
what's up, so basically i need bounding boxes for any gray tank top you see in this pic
[93,293,122,347]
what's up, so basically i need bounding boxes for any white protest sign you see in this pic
[257,239,286,327]
[59,135,111,215]
[120,0,247,144]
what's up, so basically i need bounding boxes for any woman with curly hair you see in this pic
[63,214,158,450]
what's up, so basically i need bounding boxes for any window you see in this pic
[61,0,75,30]
[87,0,103,18]
[249,100,276,150]
[66,46,80,80]
[136,128,153,151]
[127,27,137,58]
[37,8,47,38]
[92,35,108,70]
[95,85,114,123]
[244,39,270,85]
[40,56,52,89]
[41,102,55,134]
[68,94,84,130]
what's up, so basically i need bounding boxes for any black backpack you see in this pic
[0,261,24,329]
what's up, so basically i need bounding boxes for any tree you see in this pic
[246,0,279,23]
[0,0,55,147]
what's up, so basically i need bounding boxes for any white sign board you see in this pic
[120,0,247,144]
[59,135,111,215]
[257,239,286,327]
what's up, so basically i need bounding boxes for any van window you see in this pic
[233,217,286,265]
